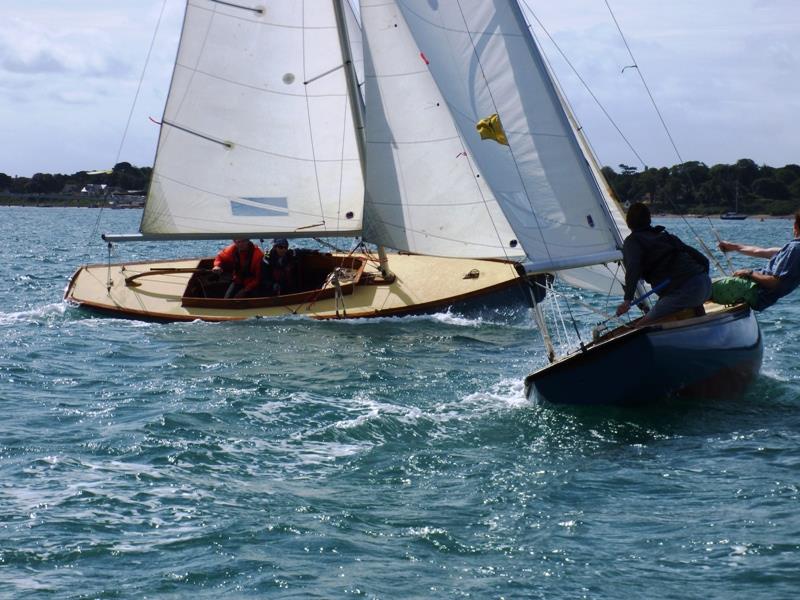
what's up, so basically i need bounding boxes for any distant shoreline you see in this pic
[0,197,142,209]
[654,213,791,220]
[1,202,792,218]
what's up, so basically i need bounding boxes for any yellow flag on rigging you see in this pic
[476,113,508,146]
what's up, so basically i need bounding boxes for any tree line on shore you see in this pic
[0,162,151,197]
[602,158,800,215]
[2,158,799,215]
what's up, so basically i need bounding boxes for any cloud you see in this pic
[54,90,105,105]
[0,18,129,78]
[525,0,800,168]
[0,1,184,176]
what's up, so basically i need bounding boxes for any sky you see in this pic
[1,0,798,178]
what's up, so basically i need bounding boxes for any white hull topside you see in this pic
[65,252,530,321]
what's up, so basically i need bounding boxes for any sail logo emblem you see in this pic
[230,197,289,217]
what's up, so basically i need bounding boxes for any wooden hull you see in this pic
[525,304,762,405]
[64,252,532,321]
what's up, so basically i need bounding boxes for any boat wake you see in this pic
[313,308,535,330]
[0,302,67,325]
[461,378,530,410]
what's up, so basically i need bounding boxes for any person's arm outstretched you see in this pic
[718,240,781,259]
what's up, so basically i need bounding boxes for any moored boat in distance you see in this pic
[721,212,748,220]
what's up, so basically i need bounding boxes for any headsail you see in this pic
[361,0,525,259]
[368,0,624,270]
[141,0,363,239]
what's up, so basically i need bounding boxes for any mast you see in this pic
[507,1,644,353]
[332,0,366,179]
[332,0,394,280]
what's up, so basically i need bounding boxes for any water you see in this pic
[1,207,799,599]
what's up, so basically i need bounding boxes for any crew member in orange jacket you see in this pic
[211,239,264,298]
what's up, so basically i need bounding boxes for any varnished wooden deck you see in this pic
[65,252,527,321]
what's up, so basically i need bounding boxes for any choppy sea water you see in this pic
[1,206,799,599]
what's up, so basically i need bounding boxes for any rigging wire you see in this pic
[84,0,170,254]
[602,0,731,275]
[519,0,647,168]
[521,1,731,277]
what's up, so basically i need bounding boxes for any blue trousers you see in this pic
[640,273,711,324]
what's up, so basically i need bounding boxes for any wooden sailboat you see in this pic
[66,0,535,320]
[509,5,759,404]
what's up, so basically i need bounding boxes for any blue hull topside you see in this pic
[525,305,762,406]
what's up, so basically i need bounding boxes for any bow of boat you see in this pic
[525,303,762,405]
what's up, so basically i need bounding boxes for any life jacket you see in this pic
[214,242,264,291]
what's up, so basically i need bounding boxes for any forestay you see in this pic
[141,0,364,239]
[365,0,624,270]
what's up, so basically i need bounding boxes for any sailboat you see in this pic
[354,0,760,405]
[67,0,762,404]
[721,184,747,220]
[66,0,539,321]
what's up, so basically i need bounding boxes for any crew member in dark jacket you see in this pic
[212,239,264,298]
[616,203,711,324]
[261,238,297,296]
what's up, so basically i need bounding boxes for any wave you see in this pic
[0,302,67,325]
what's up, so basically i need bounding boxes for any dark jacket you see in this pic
[622,225,709,302]
[262,248,298,293]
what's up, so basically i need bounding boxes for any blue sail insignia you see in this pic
[230,197,289,217]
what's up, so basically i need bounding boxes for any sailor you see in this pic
[261,238,297,296]
[616,202,711,324]
[212,239,264,298]
[716,210,800,310]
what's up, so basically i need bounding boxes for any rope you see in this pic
[519,0,647,167]
[301,8,331,239]
[602,0,730,275]
[312,237,348,254]
[84,0,169,256]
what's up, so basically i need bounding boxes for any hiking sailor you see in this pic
[716,210,800,310]
[616,203,711,324]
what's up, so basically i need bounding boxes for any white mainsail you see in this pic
[363,0,625,271]
[141,0,363,239]
[136,0,628,290]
